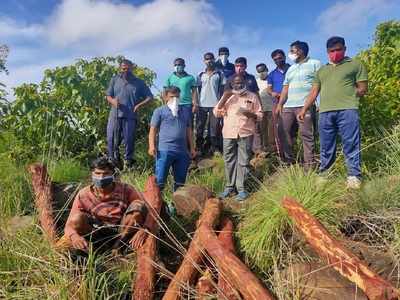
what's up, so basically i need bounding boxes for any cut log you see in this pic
[282,197,400,300]
[163,198,222,300]
[196,269,216,300]
[217,217,241,300]
[199,225,275,300]
[28,163,58,244]
[133,176,163,300]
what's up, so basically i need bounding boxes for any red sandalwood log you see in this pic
[28,163,58,244]
[133,176,163,300]
[282,196,400,300]
[196,269,216,299]
[163,198,222,300]
[216,217,241,300]
[199,225,275,300]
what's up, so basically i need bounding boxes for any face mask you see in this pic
[288,53,298,62]
[167,96,179,117]
[274,58,285,67]
[92,174,114,188]
[174,65,184,73]
[220,54,228,65]
[328,50,345,64]
[258,71,268,80]
[206,60,215,68]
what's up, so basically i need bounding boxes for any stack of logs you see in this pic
[29,163,400,300]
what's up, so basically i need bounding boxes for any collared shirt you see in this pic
[256,78,274,112]
[314,57,368,113]
[283,58,321,108]
[225,72,260,93]
[197,70,226,107]
[65,182,144,236]
[150,105,191,153]
[213,91,262,139]
[267,63,290,94]
[215,60,235,79]
[165,72,196,106]
[106,74,153,119]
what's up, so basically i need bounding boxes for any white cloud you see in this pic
[316,0,397,36]
[0,18,44,39]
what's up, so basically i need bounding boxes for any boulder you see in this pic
[172,185,214,218]
[196,158,217,171]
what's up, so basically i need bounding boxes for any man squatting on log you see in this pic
[56,157,149,252]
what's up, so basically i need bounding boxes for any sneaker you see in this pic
[235,191,249,201]
[346,176,361,189]
[219,189,235,199]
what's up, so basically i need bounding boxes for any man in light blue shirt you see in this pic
[276,41,321,169]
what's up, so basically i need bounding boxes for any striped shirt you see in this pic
[283,58,321,108]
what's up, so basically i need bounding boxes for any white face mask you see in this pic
[167,96,179,117]
[288,53,298,62]
[220,54,228,65]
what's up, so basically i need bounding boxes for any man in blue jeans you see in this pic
[148,86,196,191]
[298,36,368,189]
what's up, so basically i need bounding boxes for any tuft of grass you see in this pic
[47,158,89,183]
[238,165,349,272]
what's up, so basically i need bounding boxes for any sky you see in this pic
[0,0,399,97]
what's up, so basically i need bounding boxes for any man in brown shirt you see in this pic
[56,157,148,253]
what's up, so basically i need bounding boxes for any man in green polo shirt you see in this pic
[165,58,198,121]
[298,36,368,189]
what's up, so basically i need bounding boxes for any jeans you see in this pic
[319,109,361,178]
[155,151,191,191]
[107,117,136,162]
[196,107,222,153]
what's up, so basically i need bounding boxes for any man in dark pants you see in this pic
[298,36,368,189]
[196,52,225,156]
[106,59,153,169]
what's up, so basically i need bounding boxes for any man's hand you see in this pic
[271,92,280,99]
[297,108,306,122]
[192,105,198,113]
[130,228,148,250]
[70,233,89,252]
[133,104,141,112]
[190,148,196,159]
[242,110,256,119]
[148,147,156,157]
[275,104,283,117]
[214,108,226,117]
[111,98,119,108]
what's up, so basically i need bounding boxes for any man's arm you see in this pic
[297,85,321,121]
[64,194,89,251]
[356,81,368,97]
[275,85,289,116]
[187,127,196,158]
[134,96,153,112]
[192,87,199,113]
[148,126,158,157]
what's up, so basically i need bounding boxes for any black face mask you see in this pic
[206,61,215,68]
[274,59,285,67]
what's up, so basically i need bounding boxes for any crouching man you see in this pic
[56,157,148,253]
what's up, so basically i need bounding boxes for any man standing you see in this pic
[298,37,368,188]
[165,58,198,121]
[214,74,262,201]
[225,57,259,94]
[196,52,225,156]
[106,59,153,169]
[256,63,275,152]
[276,41,321,169]
[215,47,235,79]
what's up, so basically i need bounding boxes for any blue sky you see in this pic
[0,0,399,97]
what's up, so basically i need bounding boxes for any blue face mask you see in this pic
[92,174,114,188]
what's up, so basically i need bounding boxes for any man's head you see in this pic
[234,57,247,75]
[90,157,116,189]
[204,52,215,69]
[231,74,246,92]
[164,86,181,103]
[271,49,286,67]
[326,36,346,64]
[289,41,309,63]
[173,58,185,73]
[120,59,133,76]
[256,63,268,80]
[218,47,230,66]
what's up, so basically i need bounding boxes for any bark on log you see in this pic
[217,218,241,300]
[199,225,275,300]
[133,176,163,300]
[28,163,58,244]
[196,269,216,300]
[282,196,400,300]
[163,198,222,300]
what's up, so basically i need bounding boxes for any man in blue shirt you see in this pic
[106,59,153,169]
[148,86,196,191]
[215,47,235,79]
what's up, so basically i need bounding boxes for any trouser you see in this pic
[223,136,253,193]
[319,109,361,178]
[260,111,276,152]
[281,107,315,169]
[196,107,221,153]
[180,104,193,125]
[155,150,191,191]
[107,116,136,162]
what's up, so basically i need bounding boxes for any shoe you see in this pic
[219,189,235,199]
[346,176,361,189]
[235,191,249,201]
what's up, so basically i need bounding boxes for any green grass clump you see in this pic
[238,165,349,272]
[47,158,89,183]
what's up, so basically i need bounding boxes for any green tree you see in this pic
[0,44,9,105]
[1,56,157,161]
[358,21,400,136]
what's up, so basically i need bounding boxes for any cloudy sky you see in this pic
[1,0,399,97]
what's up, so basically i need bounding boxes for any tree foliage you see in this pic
[358,21,400,136]
[0,44,9,101]
[1,56,157,161]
